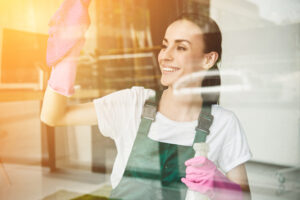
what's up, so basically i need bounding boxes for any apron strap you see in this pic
[138,90,163,136]
[141,90,163,121]
[194,103,214,143]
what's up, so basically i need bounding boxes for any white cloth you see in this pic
[93,87,252,189]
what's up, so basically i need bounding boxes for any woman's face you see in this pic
[158,19,206,87]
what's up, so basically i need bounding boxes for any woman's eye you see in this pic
[177,46,187,51]
[161,44,167,49]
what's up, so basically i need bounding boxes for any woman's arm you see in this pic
[227,164,252,199]
[40,85,98,126]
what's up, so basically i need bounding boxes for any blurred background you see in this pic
[0,0,299,199]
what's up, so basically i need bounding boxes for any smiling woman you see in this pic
[40,2,252,199]
[159,13,222,105]
[159,19,207,86]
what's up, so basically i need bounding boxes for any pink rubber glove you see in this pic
[181,156,243,200]
[47,0,91,67]
[48,39,85,96]
[46,0,91,96]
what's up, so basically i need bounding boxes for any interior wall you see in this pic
[211,0,300,166]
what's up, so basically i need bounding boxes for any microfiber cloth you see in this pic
[46,0,91,67]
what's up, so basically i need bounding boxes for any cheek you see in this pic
[181,55,200,69]
[189,54,205,69]
[157,51,163,63]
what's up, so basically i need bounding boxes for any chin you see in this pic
[160,80,168,87]
[160,77,175,87]
[160,71,183,87]
[160,78,169,87]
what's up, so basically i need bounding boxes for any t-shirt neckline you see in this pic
[156,112,198,126]
[156,105,216,126]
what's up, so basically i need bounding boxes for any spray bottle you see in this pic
[185,143,210,200]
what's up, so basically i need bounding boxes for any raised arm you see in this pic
[40,86,97,127]
[40,0,96,127]
[40,39,97,127]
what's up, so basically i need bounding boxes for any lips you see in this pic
[162,65,180,73]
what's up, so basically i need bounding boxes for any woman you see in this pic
[41,4,252,199]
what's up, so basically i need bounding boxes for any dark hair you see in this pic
[176,13,222,105]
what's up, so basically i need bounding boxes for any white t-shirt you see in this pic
[93,87,252,189]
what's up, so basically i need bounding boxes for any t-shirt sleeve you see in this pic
[218,113,253,173]
[93,87,154,140]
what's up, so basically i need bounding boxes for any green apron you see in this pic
[109,91,214,200]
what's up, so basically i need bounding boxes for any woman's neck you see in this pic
[158,87,203,122]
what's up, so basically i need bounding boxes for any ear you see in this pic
[202,51,219,70]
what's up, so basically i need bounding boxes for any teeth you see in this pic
[164,68,175,72]
[163,66,179,72]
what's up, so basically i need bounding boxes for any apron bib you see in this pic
[110,91,213,200]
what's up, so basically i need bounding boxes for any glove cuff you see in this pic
[48,39,84,97]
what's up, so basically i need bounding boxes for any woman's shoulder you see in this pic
[211,105,245,140]
[124,86,156,103]
[130,86,156,98]
[212,104,237,123]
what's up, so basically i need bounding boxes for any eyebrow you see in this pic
[163,38,191,45]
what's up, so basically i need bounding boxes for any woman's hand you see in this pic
[47,0,91,96]
[47,0,91,67]
[181,156,243,200]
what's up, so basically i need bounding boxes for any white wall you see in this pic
[211,0,300,166]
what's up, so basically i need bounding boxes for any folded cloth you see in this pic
[46,0,91,67]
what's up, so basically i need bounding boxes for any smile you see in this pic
[162,66,180,73]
